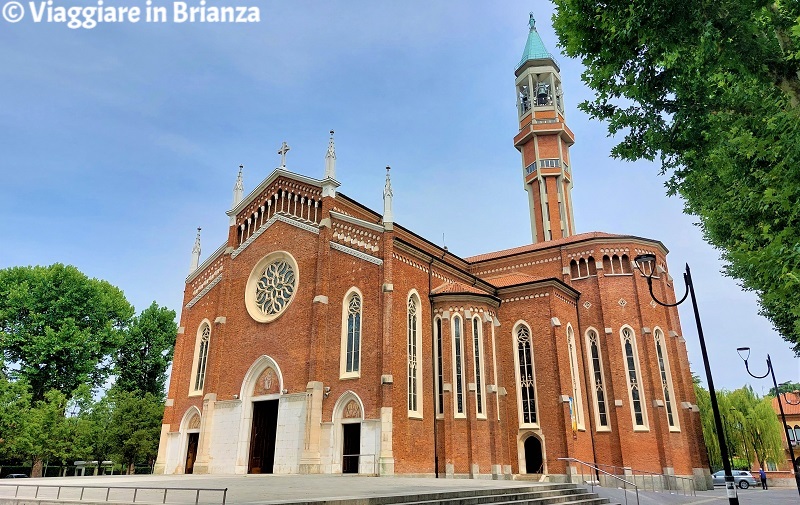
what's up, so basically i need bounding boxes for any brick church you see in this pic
[155,15,711,486]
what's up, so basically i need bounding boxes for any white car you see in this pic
[712,470,759,489]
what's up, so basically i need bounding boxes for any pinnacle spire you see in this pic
[190,227,202,274]
[517,11,557,72]
[324,130,336,180]
[233,165,244,208]
[383,166,393,229]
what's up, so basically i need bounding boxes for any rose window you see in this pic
[255,260,295,316]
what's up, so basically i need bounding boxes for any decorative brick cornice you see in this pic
[330,241,383,265]
[232,214,319,259]
[186,274,223,308]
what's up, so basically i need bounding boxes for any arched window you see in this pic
[340,289,362,378]
[452,315,466,417]
[611,255,622,273]
[515,323,538,425]
[654,328,679,430]
[794,425,800,443]
[407,293,422,417]
[566,325,584,429]
[787,425,795,443]
[570,260,579,279]
[587,256,597,276]
[192,323,210,393]
[434,317,444,416]
[621,326,648,428]
[621,254,632,273]
[472,316,486,417]
[602,255,612,272]
[585,328,609,428]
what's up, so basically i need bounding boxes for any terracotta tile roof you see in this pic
[484,273,539,287]
[465,231,624,263]
[431,281,489,295]
[773,393,800,416]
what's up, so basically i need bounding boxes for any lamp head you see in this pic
[633,254,657,277]
[736,347,751,361]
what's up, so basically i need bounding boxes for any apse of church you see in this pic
[154,14,710,489]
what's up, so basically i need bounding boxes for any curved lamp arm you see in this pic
[736,347,772,380]
[633,254,690,307]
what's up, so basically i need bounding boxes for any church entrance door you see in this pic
[524,435,543,474]
[248,400,279,474]
[342,423,361,474]
[184,433,199,474]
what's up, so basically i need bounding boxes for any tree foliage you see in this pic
[114,302,177,398]
[105,389,164,474]
[0,264,135,400]
[769,381,800,396]
[552,0,800,348]
[696,383,785,471]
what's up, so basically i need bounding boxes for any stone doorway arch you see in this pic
[523,434,544,474]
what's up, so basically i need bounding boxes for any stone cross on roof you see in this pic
[278,142,290,168]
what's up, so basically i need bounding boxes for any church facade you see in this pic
[154,16,711,486]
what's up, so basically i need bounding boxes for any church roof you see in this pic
[484,273,539,287]
[431,281,488,295]
[465,231,625,263]
[517,13,557,71]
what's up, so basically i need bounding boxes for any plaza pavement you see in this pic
[0,474,796,505]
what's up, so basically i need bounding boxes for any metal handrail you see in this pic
[0,484,228,505]
[591,461,696,496]
[341,453,378,476]
[559,457,639,505]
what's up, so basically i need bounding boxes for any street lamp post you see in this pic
[633,254,739,504]
[736,349,800,497]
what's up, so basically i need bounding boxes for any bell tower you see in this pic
[514,13,576,243]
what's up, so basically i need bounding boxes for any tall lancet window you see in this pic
[654,328,679,430]
[515,323,538,425]
[586,329,609,428]
[566,325,584,429]
[407,293,422,417]
[621,326,648,428]
[452,315,466,417]
[340,289,362,378]
[193,323,210,393]
[472,316,486,417]
[434,317,444,416]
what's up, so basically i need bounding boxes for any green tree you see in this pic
[106,390,164,474]
[695,382,721,470]
[552,0,800,348]
[15,389,72,477]
[0,264,135,400]
[769,381,800,396]
[114,302,177,397]
[0,373,31,460]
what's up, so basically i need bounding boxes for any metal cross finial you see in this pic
[278,142,291,168]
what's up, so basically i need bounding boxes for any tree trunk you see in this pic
[31,458,43,478]
[127,462,135,475]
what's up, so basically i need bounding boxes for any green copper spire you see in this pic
[517,12,555,70]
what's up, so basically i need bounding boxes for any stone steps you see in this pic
[275,484,618,505]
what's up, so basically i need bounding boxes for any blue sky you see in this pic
[1,1,796,391]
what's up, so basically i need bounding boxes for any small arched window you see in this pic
[602,255,612,272]
[570,260,579,279]
[621,254,632,273]
[587,256,597,276]
[788,425,796,443]
[340,289,362,378]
